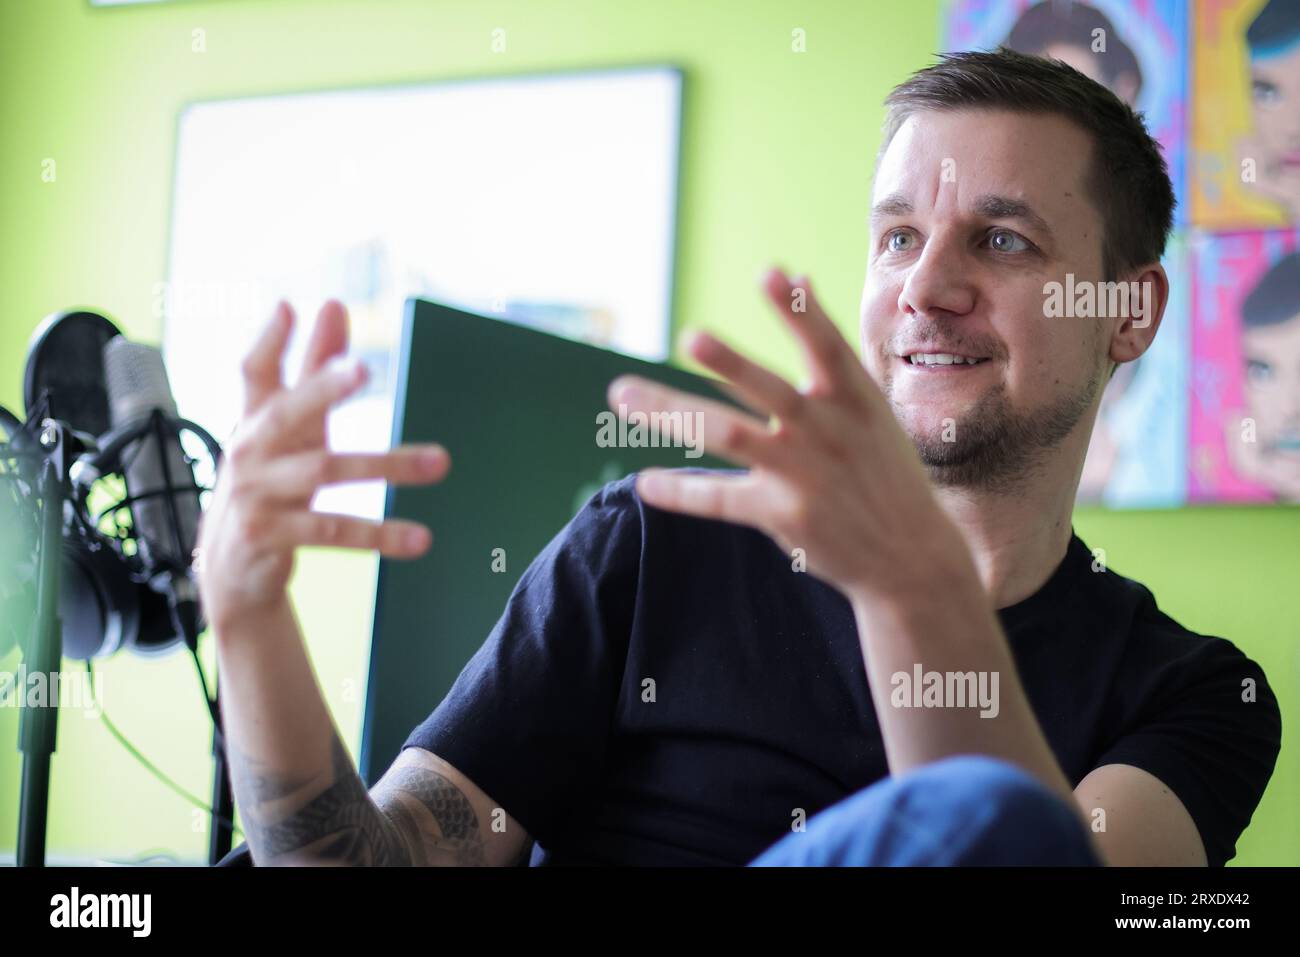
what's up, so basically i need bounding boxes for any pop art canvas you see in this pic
[1191,0,1300,229]
[945,0,1189,224]
[1191,229,1300,503]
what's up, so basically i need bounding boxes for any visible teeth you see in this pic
[908,353,981,365]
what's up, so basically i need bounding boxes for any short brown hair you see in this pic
[878,47,1175,281]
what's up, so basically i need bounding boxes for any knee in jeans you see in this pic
[753,753,1097,866]
[920,754,1086,839]
[925,754,1044,793]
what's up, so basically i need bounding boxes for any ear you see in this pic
[1107,262,1169,366]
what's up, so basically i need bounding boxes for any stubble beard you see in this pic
[882,361,1103,495]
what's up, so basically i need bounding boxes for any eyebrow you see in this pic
[871,191,1056,241]
[973,195,1053,238]
[869,193,913,223]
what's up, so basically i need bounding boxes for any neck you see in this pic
[931,435,1090,609]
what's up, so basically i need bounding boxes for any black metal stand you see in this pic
[10,410,233,866]
[208,693,235,865]
[16,419,76,866]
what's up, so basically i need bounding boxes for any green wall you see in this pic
[1,0,1294,865]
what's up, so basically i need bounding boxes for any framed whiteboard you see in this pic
[163,66,682,521]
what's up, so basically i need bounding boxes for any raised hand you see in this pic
[195,300,450,632]
[606,267,971,603]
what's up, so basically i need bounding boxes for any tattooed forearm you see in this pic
[373,764,488,866]
[229,734,412,865]
[228,733,500,866]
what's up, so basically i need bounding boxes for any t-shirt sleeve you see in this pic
[1091,629,1282,867]
[399,476,641,847]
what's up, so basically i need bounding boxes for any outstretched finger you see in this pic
[633,468,768,527]
[607,374,794,472]
[261,510,433,558]
[684,330,805,425]
[241,356,369,456]
[763,268,858,395]
[253,445,451,502]
[240,301,294,417]
[300,299,351,379]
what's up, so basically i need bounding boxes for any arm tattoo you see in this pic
[231,734,406,864]
[375,764,487,866]
[229,734,487,866]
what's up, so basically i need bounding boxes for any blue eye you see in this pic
[987,229,1030,253]
[886,230,916,253]
[1252,79,1280,106]
[1247,358,1274,383]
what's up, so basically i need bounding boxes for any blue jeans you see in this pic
[748,754,1102,866]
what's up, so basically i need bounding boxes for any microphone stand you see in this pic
[208,693,235,865]
[16,415,81,866]
[10,404,234,866]
[155,407,233,866]
[167,584,233,866]
[109,406,234,866]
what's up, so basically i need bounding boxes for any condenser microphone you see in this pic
[8,309,233,866]
[102,337,205,645]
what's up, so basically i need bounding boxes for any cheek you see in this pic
[859,277,898,372]
[1245,382,1276,420]
[1000,315,1095,401]
[1259,111,1288,146]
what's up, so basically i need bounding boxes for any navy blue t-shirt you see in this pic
[402,472,1282,866]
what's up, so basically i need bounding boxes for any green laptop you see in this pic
[359,297,736,782]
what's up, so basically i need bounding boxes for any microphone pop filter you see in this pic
[23,310,123,435]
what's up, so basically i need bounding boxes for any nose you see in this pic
[897,232,977,320]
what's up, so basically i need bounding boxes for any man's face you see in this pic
[860,109,1112,490]
[1250,44,1300,210]
[1243,313,1300,467]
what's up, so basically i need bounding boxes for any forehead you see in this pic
[873,109,1098,223]
[1244,314,1300,347]
[1252,44,1300,82]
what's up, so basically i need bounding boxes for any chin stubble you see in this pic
[883,360,1102,495]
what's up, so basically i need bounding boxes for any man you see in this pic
[199,49,1281,868]
[1225,249,1300,501]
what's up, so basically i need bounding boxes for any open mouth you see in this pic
[900,352,991,369]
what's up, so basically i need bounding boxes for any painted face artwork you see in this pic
[1248,40,1300,218]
